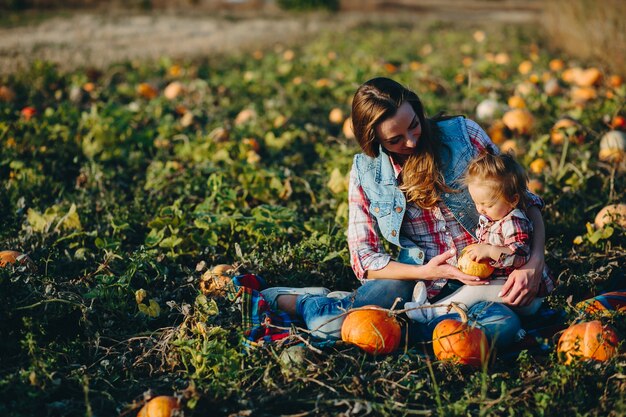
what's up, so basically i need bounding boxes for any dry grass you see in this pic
[542,0,626,76]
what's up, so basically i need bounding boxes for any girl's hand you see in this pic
[463,244,494,262]
[426,249,490,286]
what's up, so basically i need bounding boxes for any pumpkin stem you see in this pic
[449,302,469,323]
[389,297,402,314]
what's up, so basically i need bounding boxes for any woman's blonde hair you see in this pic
[464,151,530,209]
[351,77,454,209]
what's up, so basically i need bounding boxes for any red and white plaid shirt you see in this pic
[476,209,532,275]
[347,119,545,296]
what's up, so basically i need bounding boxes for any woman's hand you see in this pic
[499,254,543,306]
[425,249,490,286]
[499,205,546,306]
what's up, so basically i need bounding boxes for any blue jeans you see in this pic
[296,279,522,349]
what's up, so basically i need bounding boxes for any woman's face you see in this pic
[375,101,422,160]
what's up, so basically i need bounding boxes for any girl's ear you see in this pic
[510,194,520,207]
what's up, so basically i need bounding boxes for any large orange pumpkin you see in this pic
[457,245,495,279]
[557,320,619,365]
[341,306,402,355]
[137,395,180,417]
[432,304,489,368]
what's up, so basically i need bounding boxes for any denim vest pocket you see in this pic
[370,201,393,218]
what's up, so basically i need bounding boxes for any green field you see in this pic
[1,16,625,417]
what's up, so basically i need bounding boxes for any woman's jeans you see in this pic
[296,279,522,349]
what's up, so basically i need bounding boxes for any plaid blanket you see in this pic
[230,274,295,348]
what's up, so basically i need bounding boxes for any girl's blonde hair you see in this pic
[464,151,530,209]
[351,77,454,209]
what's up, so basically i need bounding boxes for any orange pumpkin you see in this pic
[137,395,180,417]
[341,306,402,355]
[432,303,489,368]
[502,109,534,135]
[550,118,584,145]
[0,250,35,270]
[557,320,619,365]
[328,108,344,124]
[342,117,355,139]
[457,245,495,279]
[200,264,235,297]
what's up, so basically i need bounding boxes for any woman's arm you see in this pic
[367,249,491,286]
[499,206,545,306]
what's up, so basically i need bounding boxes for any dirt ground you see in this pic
[0,2,541,75]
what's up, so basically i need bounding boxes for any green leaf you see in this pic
[145,228,165,247]
[159,236,183,249]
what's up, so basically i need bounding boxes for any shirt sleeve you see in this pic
[347,163,391,280]
[465,118,544,210]
[492,211,532,269]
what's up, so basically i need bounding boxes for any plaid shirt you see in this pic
[348,119,545,297]
[476,209,531,276]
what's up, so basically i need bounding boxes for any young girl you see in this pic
[405,151,546,323]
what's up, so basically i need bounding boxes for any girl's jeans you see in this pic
[296,279,522,349]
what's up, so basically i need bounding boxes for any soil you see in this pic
[0,2,542,75]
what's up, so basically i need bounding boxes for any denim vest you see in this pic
[352,116,479,266]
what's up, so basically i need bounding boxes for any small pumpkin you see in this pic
[328,108,344,124]
[0,250,35,271]
[487,120,508,145]
[527,178,544,194]
[137,395,180,417]
[594,203,626,229]
[163,81,184,100]
[570,86,597,105]
[475,98,504,122]
[598,130,626,164]
[342,116,355,139]
[137,83,158,99]
[341,306,402,355]
[457,245,495,279]
[502,109,534,135]
[529,158,547,175]
[557,320,619,365]
[432,303,489,368]
[550,118,584,145]
[574,67,603,88]
[200,264,235,297]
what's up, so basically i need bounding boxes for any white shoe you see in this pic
[405,282,434,323]
[327,290,352,300]
[260,287,330,310]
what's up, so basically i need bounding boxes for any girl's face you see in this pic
[375,101,422,161]
[467,180,518,221]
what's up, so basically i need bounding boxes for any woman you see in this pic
[262,77,552,347]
